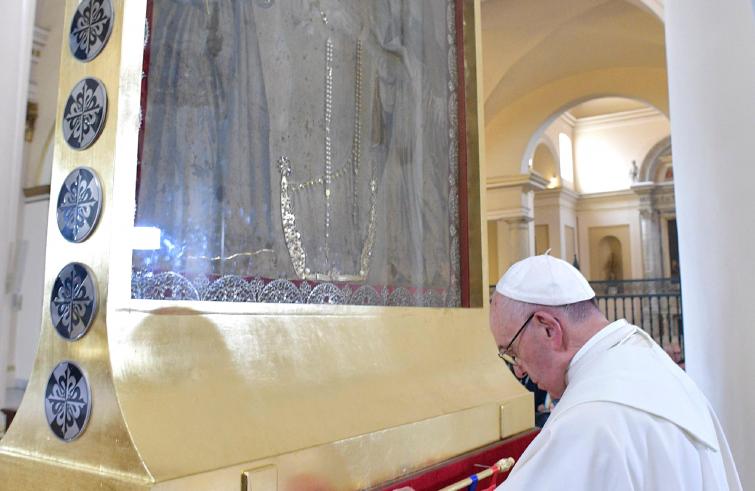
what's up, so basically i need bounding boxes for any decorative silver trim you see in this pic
[56,166,102,243]
[69,0,114,62]
[202,275,258,302]
[307,282,348,305]
[351,285,381,306]
[141,272,200,301]
[44,361,92,442]
[446,0,462,308]
[278,156,309,278]
[131,271,452,308]
[278,40,376,282]
[50,263,98,341]
[387,287,413,307]
[62,77,108,150]
[259,279,304,304]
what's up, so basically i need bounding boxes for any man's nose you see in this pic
[514,364,527,378]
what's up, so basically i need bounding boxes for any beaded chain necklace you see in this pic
[278,2,377,282]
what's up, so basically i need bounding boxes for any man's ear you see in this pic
[535,312,564,346]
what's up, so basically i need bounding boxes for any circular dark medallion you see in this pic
[62,78,108,150]
[50,263,98,341]
[44,361,92,442]
[56,167,102,243]
[69,0,114,62]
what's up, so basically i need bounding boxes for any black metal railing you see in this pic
[594,292,683,352]
[590,277,681,297]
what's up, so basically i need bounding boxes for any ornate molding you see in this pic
[486,172,548,193]
[503,215,534,226]
[486,207,533,222]
[639,135,672,182]
[574,107,665,131]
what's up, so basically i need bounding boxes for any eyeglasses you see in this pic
[498,312,536,370]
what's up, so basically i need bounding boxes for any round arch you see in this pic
[639,135,672,182]
[484,66,670,177]
[531,134,559,178]
[520,94,667,174]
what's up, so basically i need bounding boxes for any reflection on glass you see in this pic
[132,0,462,307]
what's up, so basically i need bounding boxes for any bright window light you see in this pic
[132,226,161,250]
[559,133,574,183]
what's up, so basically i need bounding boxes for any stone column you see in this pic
[639,207,663,278]
[633,183,664,278]
[504,216,534,265]
[486,172,546,273]
[666,0,755,486]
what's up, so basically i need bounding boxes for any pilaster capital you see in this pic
[503,215,534,226]
[487,207,534,223]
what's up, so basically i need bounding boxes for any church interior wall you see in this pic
[529,101,665,277]
[564,224,577,263]
[665,0,755,485]
[0,0,36,420]
[1,0,64,422]
[541,115,575,187]
[11,199,48,385]
[575,191,643,280]
[23,0,64,190]
[484,66,669,178]
[487,220,499,283]
[560,199,578,263]
[659,213,676,277]
[533,199,558,257]
[588,226,630,281]
[533,188,579,264]
[530,143,557,184]
[574,109,669,194]
[534,224,549,255]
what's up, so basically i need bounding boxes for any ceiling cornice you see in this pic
[560,112,577,127]
[487,172,549,192]
[574,107,664,131]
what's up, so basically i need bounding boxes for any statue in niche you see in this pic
[134,0,459,304]
[604,252,621,282]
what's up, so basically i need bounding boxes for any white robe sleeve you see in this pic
[498,401,728,491]
[498,402,636,491]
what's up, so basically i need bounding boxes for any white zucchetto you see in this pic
[495,254,595,305]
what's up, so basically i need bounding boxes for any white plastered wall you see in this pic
[0,0,36,417]
[542,115,576,190]
[574,111,670,194]
[575,191,643,281]
[25,0,64,189]
[665,0,755,487]
[485,66,669,178]
[533,189,578,262]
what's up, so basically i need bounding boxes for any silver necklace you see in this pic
[278,5,376,282]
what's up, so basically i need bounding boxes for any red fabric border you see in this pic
[455,0,471,308]
[134,0,154,210]
[373,430,539,491]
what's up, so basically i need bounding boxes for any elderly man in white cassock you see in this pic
[490,254,742,490]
